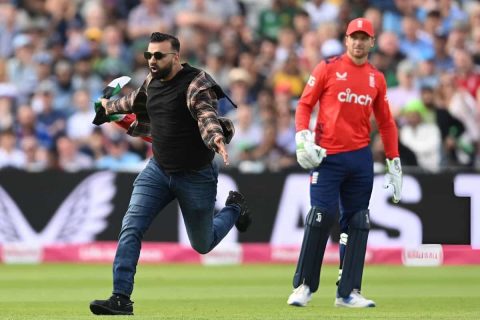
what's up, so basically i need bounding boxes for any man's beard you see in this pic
[351,47,369,59]
[151,61,173,79]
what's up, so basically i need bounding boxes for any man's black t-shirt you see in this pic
[146,65,214,172]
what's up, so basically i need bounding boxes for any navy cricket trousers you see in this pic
[309,146,374,231]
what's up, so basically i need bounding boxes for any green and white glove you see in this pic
[384,157,402,203]
[295,130,327,169]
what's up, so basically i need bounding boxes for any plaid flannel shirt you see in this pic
[104,69,230,151]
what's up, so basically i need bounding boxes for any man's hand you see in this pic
[384,157,402,203]
[214,135,229,166]
[295,130,327,169]
[92,99,125,125]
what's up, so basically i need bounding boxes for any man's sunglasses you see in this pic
[144,51,176,60]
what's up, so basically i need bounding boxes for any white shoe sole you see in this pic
[288,300,309,307]
[334,299,375,308]
[287,295,311,307]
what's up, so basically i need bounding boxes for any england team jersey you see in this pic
[296,54,399,159]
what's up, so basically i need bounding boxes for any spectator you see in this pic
[467,2,480,31]
[416,56,439,90]
[298,31,321,74]
[219,67,255,116]
[292,9,312,42]
[81,1,107,30]
[398,15,435,63]
[400,99,442,172]
[127,0,174,40]
[446,21,469,54]
[84,127,107,161]
[6,34,37,104]
[422,10,443,42]
[364,7,383,36]
[95,135,142,171]
[270,97,296,171]
[438,73,479,166]
[34,52,55,84]
[21,136,49,172]
[274,27,298,66]
[226,103,262,167]
[0,96,14,131]
[71,53,103,99]
[453,48,480,102]
[0,2,20,59]
[63,19,91,62]
[66,88,96,146]
[15,105,52,149]
[373,31,406,86]
[436,0,468,34]
[258,0,296,40]
[203,43,228,87]
[0,59,17,99]
[51,60,76,114]
[382,0,417,36]
[420,85,467,167]
[387,59,420,117]
[470,26,480,65]
[44,0,79,46]
[432,31,454,72]
[33,81,67,142]
[255,37,277,79]
[316,21,340,50]
[55,135,93,172]
[320,38,344,59]
[174,0,224,34]
[238,50,266,98]
[0,129,25,169]
[302,0,339,29]
[272,52,306,98]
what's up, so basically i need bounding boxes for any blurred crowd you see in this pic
[0,0,479,173]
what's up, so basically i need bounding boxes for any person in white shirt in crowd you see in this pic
[0,129,26,169]
[66,88,96,147]
[302,0,339,29]
[400,99,442,172]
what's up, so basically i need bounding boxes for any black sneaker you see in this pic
[89,294,134,315]
[225,191,252,232]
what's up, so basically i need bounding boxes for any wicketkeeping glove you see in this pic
[295,130,327,169]
[384,157,403,203]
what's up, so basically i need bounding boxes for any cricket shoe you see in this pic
[287,284,312,307]
[90,294,134,315]
[225,191,252,232]
[335,289,375,308]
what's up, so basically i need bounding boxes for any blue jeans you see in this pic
[112,158,240,297]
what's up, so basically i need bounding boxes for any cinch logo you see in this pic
[337,88,373,106]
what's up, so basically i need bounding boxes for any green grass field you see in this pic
[0,263,479,319]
